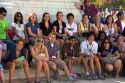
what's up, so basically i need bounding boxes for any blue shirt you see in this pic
[26,21,39,35]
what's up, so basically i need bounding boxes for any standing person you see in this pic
[11,12,27,42]
[0,7,15,49]
[80,32,105,80]
[39,12,53,42]
[6,40,31,83]
[29,38,51,83]
[115,11,125,34]
[74,0,98,23]
[46,32,75,82]
[26,13,42,42]
[53,11,67,47]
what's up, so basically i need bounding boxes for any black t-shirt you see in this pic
[6,46,27,62]
[101,47,119,57]
[39,22,53,36]
[53,20,66,34]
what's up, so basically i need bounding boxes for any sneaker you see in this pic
[85,75,92,80]
[34,81,40,83]
[71,73,79,80]
[98,74,105,80]
[66,76,76,82]
[53,70,59,80]
[46,80,51,83]
[103,72,110,78]
[92,74,98,80]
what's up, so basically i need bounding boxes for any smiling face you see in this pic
[43,13,50,22]
[57,12,63,20]
[82,15,88,23]
[69,38,76,46]
[104,40,110,49]
[16,40,24,50]
[29,13,37,23]
[88,35,94,44]
[107,16,113,24]
[0,12,6,19]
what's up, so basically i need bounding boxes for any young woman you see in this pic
[77,14,90,42]
[11,12,27,42]
[91,15,104,37]
[53,11,67,47]
[103,15,118,37]
[39,12,52,41]
[100,39,121,78]
[29,38,51,83]
[26,13,42,41]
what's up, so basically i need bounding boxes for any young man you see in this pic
[0,7,15,49]
[46,32,75,82]
[63,36,89,80]
[80,32,105,80]
[6,40,31,83]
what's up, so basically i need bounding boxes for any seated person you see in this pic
[29,37,51,83]
[80,32,105,80]
[63,36,88,79]
[53,11,67,47]
[26,13,42,42]
[0,44,4,83]
[39,12,53,41]
[0,7,15,49]
[6,40,31,83]
[66,13,77,37]
[99,39,121,78]
[46,32,75,82]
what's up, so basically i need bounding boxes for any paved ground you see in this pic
[5,77,125,83]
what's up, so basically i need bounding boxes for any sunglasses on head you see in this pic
[16,15,22,17]
[37,40,43,42]
[104,41,109,43]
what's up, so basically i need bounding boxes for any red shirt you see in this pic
[80,4,98,17]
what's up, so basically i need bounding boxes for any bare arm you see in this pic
[27,27,37,37]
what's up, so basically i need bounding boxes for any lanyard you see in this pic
[87,44,93,52]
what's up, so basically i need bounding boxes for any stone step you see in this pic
[4,65,84,80]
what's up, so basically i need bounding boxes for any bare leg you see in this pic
[35,60,42,82]
[89,57,95,74]
[23,60,30,82]
[43,61,50,81]
[114,59,122,77]
[9,62,15,83]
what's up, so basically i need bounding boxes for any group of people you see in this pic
[0,0,125,83]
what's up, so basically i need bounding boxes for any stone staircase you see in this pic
[0,0,82,25]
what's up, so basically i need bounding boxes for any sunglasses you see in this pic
[104,41,109,44]
[16,15,22,17]
[2,13,7,16]
[37,40,43,42]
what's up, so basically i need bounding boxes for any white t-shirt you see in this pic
[80,40,98,55]
[11,23,25,40]
[66,22,77,36]
[91,23,104,32]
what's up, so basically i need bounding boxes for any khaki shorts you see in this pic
[48,59,66,69]
[65,57,81,65]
